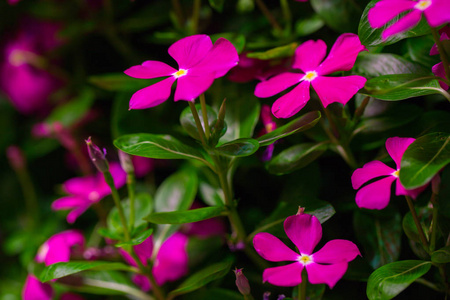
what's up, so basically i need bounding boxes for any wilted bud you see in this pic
[118,150,134,174]
[6,145,26,171]
[263,292,271,300]
[233,268,251,295]
[85,137,109,173]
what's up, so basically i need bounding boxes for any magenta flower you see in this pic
[430,27,450,90]
[351,137,426,210]
[35,230,85,266]
[253,213,360,288]
[22,275,53,300]
[368,0,450,40]
[52,162,126,223]
[254,33,367,118]
[120,233,189,291]
[124,34,238,110]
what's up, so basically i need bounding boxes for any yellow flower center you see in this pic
[392,170,400,178]
[298,254,313,265]
[173,68,188,78]
[414,0,431,11]
[303,71,318,82]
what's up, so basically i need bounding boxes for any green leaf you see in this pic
[169,258,233,298]
[89,73,159,91]
[405,36,439,68]
[39,261,134,282]
[211,33,246,54]
[114,133,209,164]
[45,89,94,127]
[366,260,431,300]
[362,74,442,101]
[215,138,259,157]
[246,43,297,60]
[295,14,325,37]
[180,104,217,141]
[145,206,226,224]
[400,132,450,189]
[258,111,321,146]
[358,0,431,47]
[115,228,153,247]
[208,0,225,12]
[311,0,362,33]
[431,245,450,263]
[402,212,422,243]
[267,142,328,175]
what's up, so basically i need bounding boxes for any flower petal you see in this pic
[124,61,176,79]
[311,75,366,107]
[22,275,53,300]
[316,33,366,75]
[382,10,422,40]
[355,176,396,209]
[385,137,415,169]
[174,73,215,101]
[312,240,360,264]
[351,161,396,189]
[132,274,151,292]
[284,214,321,255]
[271,80,310,119]
[306,262,348,288]
[367,0,416,28]
[395,178,427,199]
[424,0,450,27]
[168,35,213,69]
[262,263,304,286]
[254,72,304,98]
[190,38,239,78]
[129,77,176,110]
[51,196,87,210]
[253,232,300,262]
[432,62,449,90]
[63,176,96,197]
[292,39,327,72]
[153,233,189,284]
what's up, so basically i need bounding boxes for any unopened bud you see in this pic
[431,174,441,195]
[233,268,251,295]
[118,150,134,174]
[296,206,305,215]
[85,137,109,172]
[6,145,26,171]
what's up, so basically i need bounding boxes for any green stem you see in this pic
[191,0,201,34]
[353,96,370,123]
[431,27,450,84]
[255,0,283,34]
[199,94,211,139]
[298,271,307,300]
[130,250,166,300]
[405,196,429,253]
[127,172,136,232]
[188,101,207,146]
[104,171,130,241]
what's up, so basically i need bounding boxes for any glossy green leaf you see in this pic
[267,142,328,175]
[169,258,233,298]
[295,14,324,37]
[45,89,94,127]
[358,0,431,47]
[246,43,297,60]
[258,111,321,146]
[215,138,259,157]
[40,261,134,282]
[400,132,450,189]
[311,0,362,33]
[367,260,431,300]
[180,104,217,141]
[431,245,450,264]
[146,206,226,224]
[363,74,442,100]
[89,73,158,91]
[115,228,153,247]
[114,133,209,164]
[211,33,246,54]
[402,212,422,243]
[405,36,439,68]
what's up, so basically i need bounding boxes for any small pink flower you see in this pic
[253,213,360,288]
[430,26,450,90]
[35,230,85,266]
[255,33,366,118]
[22,275,53,300]
[124,34,238,109]
[368,0,450,40]
[351,137,426,210]
[120,233,189,291]
[52,162,126,223]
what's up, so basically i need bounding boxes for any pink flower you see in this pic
[124,34,238,109]
[430,27,450,90]
[228,53,289,83]
[255,33,367,118]
[22,275,53,300]
[253,213,360,288]
[259,105,277,161]
[351,137,426,210]
[52,162,126,223]
[35,230,85,266]
[368,0,450,40]
[120,233,189,291]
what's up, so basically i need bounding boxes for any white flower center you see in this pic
[414,0,431,11]
[173,68,188,78]
[36,242,49,262]
[297,254,313,265]
[392,170,400,178]
[302,71,318,82]
[88,191,100,201]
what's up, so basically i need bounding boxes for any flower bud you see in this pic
[233,268,251,295]
[263,292,271,300]
[85,137,109,173]
[118,150,134,174]
[6,145,26,171]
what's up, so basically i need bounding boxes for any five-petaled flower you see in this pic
[52,162,126,223]
[253,213,360,288]
[124,34,239,110]
[368,0,450,40]
[351,137,426,210]
[254,33,367,118]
